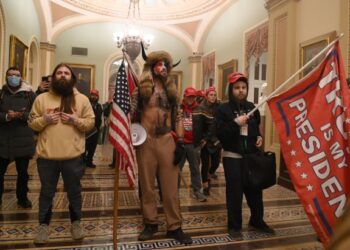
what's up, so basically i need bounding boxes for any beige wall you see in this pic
[296,0,348,73]
[264,0,349,169]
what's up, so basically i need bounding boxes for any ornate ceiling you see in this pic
[59,0,228,20]
[36,0,236,50]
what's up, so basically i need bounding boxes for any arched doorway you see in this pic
[28,39,40,87]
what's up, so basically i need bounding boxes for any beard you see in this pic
[153,72,168,84]
[51,77,75,97]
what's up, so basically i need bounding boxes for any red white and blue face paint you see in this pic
[154,61,168,77]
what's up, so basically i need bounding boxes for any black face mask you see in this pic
[51,77,75,97]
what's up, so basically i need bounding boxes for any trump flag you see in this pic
[267,41,350,244]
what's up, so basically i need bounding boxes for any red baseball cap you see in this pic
[90,89,99,96]
[196,90,205,97]
[184,87,197,97]
[205,86,216,96]
[228,72,248,85]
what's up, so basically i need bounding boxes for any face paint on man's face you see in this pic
[154,61,168,77]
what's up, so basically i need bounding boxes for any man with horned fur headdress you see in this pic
[130,44,192,245]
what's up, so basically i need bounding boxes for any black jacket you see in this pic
[214,100,261,155]
[91,102,103,130]
[193,100,221,152]
[0,84,36,159]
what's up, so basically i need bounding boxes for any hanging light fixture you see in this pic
[113,0,154,61]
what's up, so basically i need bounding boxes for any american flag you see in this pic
[109,60,137,187]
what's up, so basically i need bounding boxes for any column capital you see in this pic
[40,42,56,52]
[188,55,202,63]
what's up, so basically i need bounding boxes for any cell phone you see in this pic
[42,76,49,82]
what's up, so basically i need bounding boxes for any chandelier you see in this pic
[113,0,154,61]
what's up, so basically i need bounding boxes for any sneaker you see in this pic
[138,224,158,241]
[228,229,243,239]
[71,220,85,240]
[34,224,49,244]
[166,228,192,245]
[194,191,207,202]
[17,199,32,208]
[248,221,275,234]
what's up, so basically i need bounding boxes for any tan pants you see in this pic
[137,133,182,230]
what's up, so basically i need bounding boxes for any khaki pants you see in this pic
[137,133,182,230]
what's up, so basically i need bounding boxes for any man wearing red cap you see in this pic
[193,86,221,196]
[84,89,103,168]
[214,72,274,238]
[179,87,207,202]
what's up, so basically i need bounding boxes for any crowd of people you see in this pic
[0,48,277,246]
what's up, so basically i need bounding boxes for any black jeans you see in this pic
[37,156,84,225]
[85,130,99,165]
[200,147,221,183]
[0,157,30,201]
[223,157,264,230]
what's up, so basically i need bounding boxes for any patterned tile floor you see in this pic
[0,144,324,250]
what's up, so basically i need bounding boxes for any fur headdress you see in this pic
[139,43,180,105]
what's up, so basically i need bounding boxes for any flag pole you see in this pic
[112,151,120,249]
[247,33,344,116]
[122,49,137,77]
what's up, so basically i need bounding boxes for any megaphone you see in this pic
[131,123,147,146]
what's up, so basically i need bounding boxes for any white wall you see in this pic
[203,0,267,71]
[1,0,40,74]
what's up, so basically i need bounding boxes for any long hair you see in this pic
[51,63,77,114]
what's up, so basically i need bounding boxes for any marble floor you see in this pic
[0,144,324,250]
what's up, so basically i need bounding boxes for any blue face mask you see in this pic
[7,76,21,88]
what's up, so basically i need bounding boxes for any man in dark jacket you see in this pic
[0,67,36,208]
[193,86,221,196]
[85,89,103,168]
[215,72,274,238]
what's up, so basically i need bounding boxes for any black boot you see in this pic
[138,224,158,241]
[248,220,275,234]
[166,228,192,245]
[17,198,32,208]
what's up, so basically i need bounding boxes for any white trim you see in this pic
[28,36,41,88]
[0,3,6,85]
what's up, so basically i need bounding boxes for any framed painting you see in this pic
[169,70,183,95]
[202,51,215,90]
[66,63,95,97]
[9,35,28,79]
[218,59,238,101]
[300,31,336,77]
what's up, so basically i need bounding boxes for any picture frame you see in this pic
[202,51,215,90]
[218,59,238,101]
[9,35,28,79]
[300,31,336,77]
[66,63,95,97]
[169,70,183,95]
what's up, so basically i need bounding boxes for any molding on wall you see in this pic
[40,42,56,51]
[0,2,6,84]
[265,0,299,12]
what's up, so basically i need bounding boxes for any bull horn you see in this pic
[140,42,148,61]
[173,59,181,68]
